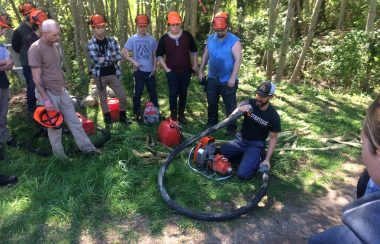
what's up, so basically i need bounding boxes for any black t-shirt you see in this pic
[0,71,9,89]
[96,38,116,76]
[240,99,281,141]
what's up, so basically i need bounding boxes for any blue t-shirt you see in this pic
[0,44,10,89]
[124,33,157,72]
[365,178,380,195]
[207,32,240,83]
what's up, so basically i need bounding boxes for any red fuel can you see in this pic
[76,113,95,135]
[107,98,120,121]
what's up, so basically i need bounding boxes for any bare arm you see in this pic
[228,41,242,88]
[0,59,13,71]
[198,46,209,80]
[260,132,278,170]
[121,47,140,70]
[31,67,50,103]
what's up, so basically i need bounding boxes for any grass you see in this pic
[0,67,375,242]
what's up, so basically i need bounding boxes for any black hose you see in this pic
[158,110,270,221]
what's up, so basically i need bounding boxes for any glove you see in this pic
[44,99,54,111]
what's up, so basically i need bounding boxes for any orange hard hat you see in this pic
[29,9,49,25]
[0,14,12,29]
[89,14,107,27]
[33,106,64,128]
[135,14,149,25]
[213,11,229,30]
[18,3,36,15]
[167,11,181,25]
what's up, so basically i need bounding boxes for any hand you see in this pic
[227,77,236,88]
[238,104,252,113]
[132,61,140,69]
[192,65,198,76]
[198,71,204,81]
[44,99,54,111]
[165,68,171,73]
[259,159,270,171]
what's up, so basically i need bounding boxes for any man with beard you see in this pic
[198,11,242,136]
[220,81,281,180]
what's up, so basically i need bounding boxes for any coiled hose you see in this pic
[158,110,270,221]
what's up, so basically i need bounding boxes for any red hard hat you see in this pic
[213,11,229,30]
[158,118,181,147]
[19,3,36,15]
[0,14,12,29]
[33,106,64,128]
[89,14,107,27]
[167,11,181,25]
[135,14,149,25]
[29,9,49,25]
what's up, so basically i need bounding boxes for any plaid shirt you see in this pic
[88,36,122,79]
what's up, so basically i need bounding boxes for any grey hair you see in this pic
[41,19,59,32]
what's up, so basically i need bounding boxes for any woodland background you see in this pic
[1,0,380,93]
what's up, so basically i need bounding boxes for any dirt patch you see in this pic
[79,159,364,243]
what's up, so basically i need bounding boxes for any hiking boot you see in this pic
[0,175,18,187]
[170,110,178,121]
[86,148,102,156]
[119,111,132,125]
[178,109,187,125]
[103,112,112,125]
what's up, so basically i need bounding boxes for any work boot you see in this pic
[170,110,177,121]
[178,109,187,125]
[103,112,112,125]
[119,111,132,125]
[0,175,18,187]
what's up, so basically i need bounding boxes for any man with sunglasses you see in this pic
[220,81,281,180]
[199,11,242,136]
[156,11,198,124]
[122,14,159,121]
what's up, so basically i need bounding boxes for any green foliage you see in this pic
[306,30,380,92]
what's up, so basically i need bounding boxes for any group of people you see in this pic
[1,4,380,242]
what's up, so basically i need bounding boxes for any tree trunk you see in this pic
[289,0,324,83]
[336,0,347,30]
[266,0,279,80]
[366,0,377,33]
[209,0,222,34]
[47,0,72,80]
[275,0,296,82]
[190,0,198,38]
[8,0,22,24]
[118,0,127,46]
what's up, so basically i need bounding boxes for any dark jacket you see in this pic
[309,191,380,243]
[11,23,34,66]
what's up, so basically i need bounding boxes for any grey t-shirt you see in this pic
[124,33,157,72]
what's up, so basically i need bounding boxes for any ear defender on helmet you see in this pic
[29,9,50,25]
[212,11,229,30]
[33,106,64,129]
[135,14,150,25]
[0,14,12,29]
[18,2,36,15]
[88,13,107,27]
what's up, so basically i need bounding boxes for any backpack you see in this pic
[143,101,159,124]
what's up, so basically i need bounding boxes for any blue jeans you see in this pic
[166,70,191,117]
[206,77,237,131]
[133,70,159,115]
[220,134,265,180]
[22,66,36,112]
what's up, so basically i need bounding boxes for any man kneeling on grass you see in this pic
[220,81,281,180]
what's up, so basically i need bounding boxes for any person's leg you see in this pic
[94,77,111,123]
[146,73,159,108]
[178,71,191,122]
[236,140,265,180]
[205,78,220,126]
[220,138,245,160]
[106,75,130,124]
[0,88,11,144]
[221,81,238,133]
[45,92,66,159]
[22,65,36,112]
[59,90,97,153]
[132,71,146,116]
[166,71,180,119]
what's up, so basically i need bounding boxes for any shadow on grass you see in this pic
[0,78,368,242]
